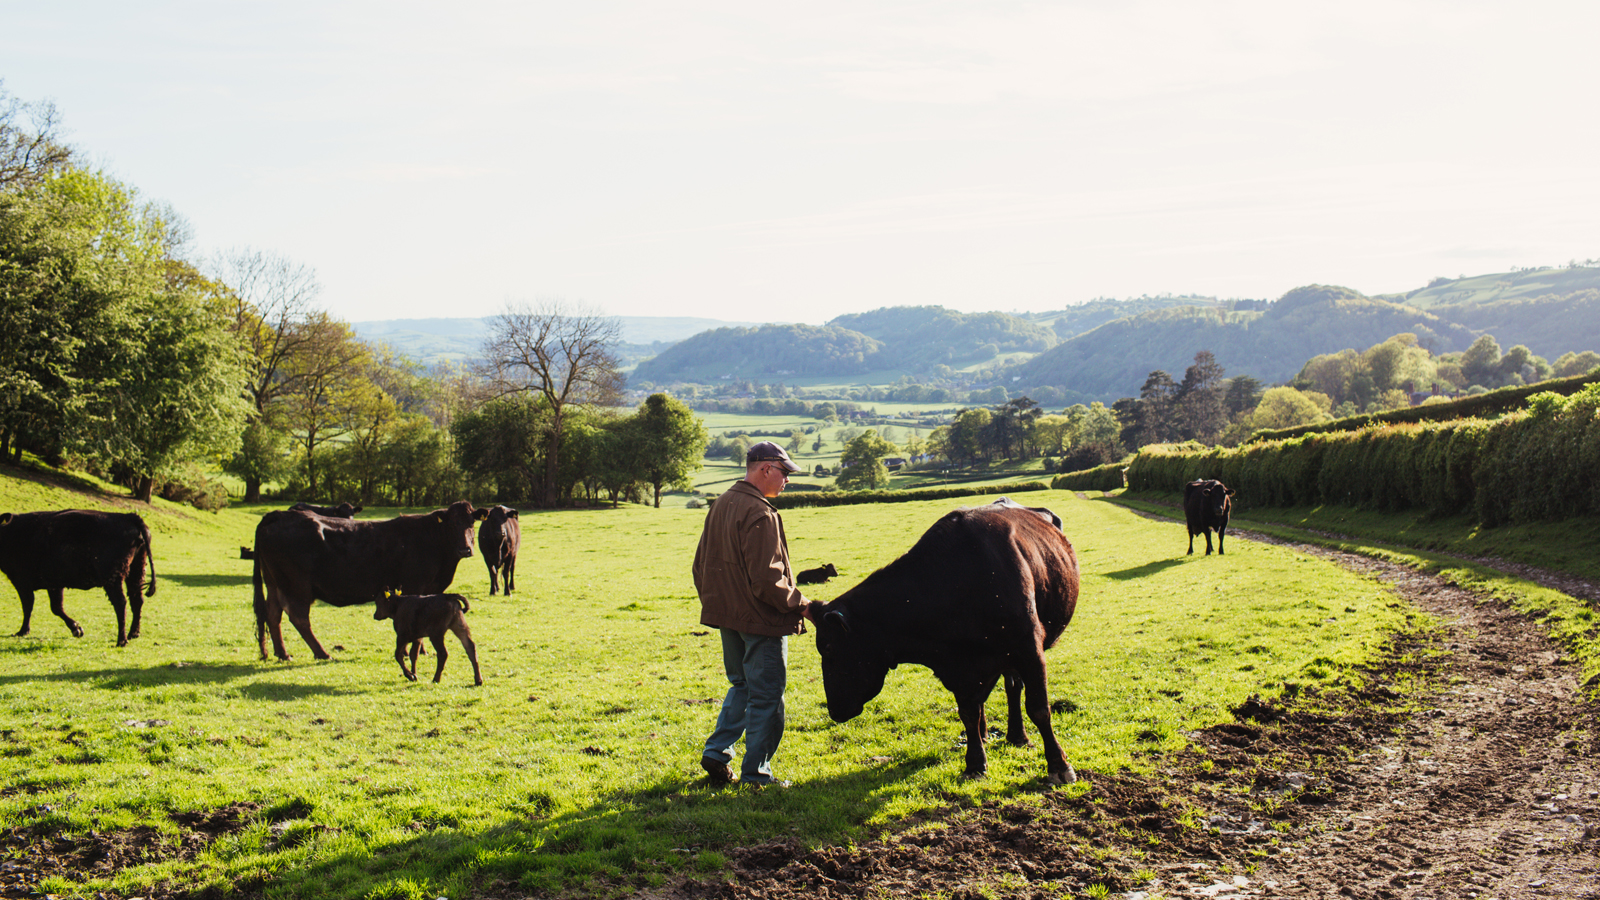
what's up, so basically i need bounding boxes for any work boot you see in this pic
[700,756,735,785]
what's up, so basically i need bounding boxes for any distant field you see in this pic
[0,472,1412,898]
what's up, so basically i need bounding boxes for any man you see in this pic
[693,440,812,787]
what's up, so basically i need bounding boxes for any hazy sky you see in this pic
[4,1,1596,324]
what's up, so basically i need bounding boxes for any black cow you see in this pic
[796,563,837,585]
[812,500,1081,783]
[478,505,520,596]
[0,510,156,646]
[240,502,362,559]
[252,500,489,661]
[1184,479,1234,556]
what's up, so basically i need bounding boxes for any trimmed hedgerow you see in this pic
[1128,384,1600,527]
[1050,462,1128,492]
[770,481,1051,509]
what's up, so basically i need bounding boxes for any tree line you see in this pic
[0,85,707,510]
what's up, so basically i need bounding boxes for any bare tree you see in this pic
[478,300,624,507]
[0,82,73,190]
[212,248,324,416]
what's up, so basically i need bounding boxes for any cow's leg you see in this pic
[1016,652,1076,785]
[949,670,1002,778]
[485,558,498,596]
[285,602,330,660]
[453,625,483,686]
[505,558,515,595]
[124,566,144,640]
[429,634,449,683]
[409,640,423,680]
[1187,532,1195,555]
[395,638,415,681]
[48,588,83,638]
[1204,529,1214,556]
[263,588,292,661]
[1217,523,1226,555]
[14,587,34,636]
[1002,671,1030,747]
[104,580,129,647]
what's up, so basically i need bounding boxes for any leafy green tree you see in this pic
[1460,334,1502,387]
[632,392,708,508]
[835,430,898,491]
[451,393,548,501]
[1174,351,1227,443]
[1554,350,1600,377]
[1224,376,1263,416]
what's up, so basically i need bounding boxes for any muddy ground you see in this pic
[2,531,1596,899]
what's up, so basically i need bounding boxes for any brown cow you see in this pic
[1184,479,1234,556]
[252,500,488,660]
[0,510,156,646]
[478,505,520,596]
[241,502,362,559]
[812,499,1081,783]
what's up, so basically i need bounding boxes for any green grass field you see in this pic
[1,472,1421,899]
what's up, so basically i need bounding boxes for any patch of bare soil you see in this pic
[629,534,1599,900]
[0,803,257,899]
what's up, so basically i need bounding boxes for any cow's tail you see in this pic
[140,521,157,596]
[456,596,471,614]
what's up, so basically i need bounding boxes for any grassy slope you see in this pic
[2,471,1417,899]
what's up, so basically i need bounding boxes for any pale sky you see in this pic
[4,1,1596,324]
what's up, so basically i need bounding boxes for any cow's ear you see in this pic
[474,507,490,521]
[0,513,11,527]
[507,509,519,518]
[433,513,444,524]
[824,610,850,633]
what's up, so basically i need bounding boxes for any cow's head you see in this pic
[484,505,518,529]
[374,588,400,621]
[812,603,892,723]
[1205,483,1234,517]
[435,500,490,558]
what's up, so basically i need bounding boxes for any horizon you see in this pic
[5,2,1597,325]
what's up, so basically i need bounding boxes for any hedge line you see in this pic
[770,481,1051,509]
[1250,370,1600,443]
[1050,462,1128,492]
[1129,384,1600,526]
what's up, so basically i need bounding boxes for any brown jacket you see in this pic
[693,480,807,637]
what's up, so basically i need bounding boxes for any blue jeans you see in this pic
[703,629,787,784]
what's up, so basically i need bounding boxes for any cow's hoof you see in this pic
[473,679,484,686]
[960,769,987,781]
[313,652,331,660]
[1046,765,1078,786]
[1006,733,1032,748]
[70,626,84,638]
[13,628,27,637]
[128,628,140,639]
[116,638,128,647]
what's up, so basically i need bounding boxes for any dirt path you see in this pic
[656,530,1599,900]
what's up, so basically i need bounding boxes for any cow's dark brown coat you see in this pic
[373,592,482,685]
[478,506,520,596]
[0,509,156,646]
[1184,479,1234,556]
[812,501,1081,783]
[251,500,488,660]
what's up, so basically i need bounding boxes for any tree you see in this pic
[1248,387,1332,431]
[632,392,708,508]
[277,315,372,500]
[451,394,548,500]
[1224,376,1263,416]
[479,300,624,508]
[214,247,326,500]
[1132,370,1179,446]
[1554,350,1600,378]
[0,83,73,190]
[1173,351,1227,443]
[1460,334,1502,387]
[835,430,898,491]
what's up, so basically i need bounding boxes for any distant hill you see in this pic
[1385,265,1600,309]
[631,324,886,383]
[1429,289,1600,358]
[351,315,768,366]
[1006,285,1479,402]
[1024,295,1244,341]
[826,306,1057,367]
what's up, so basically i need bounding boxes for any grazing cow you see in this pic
[0,510,156,646]
[240,502,362,559]
[796,563,837,585]
[811,500,1081,783]
[478,505,520,596]
[373,591,482,685]
[252,500,489,661]
[1184,479,1234,556]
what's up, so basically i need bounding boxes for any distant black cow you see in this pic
[373,592,482,685]
[796,563,837,585]
[478,506,520,596]
[0,510,156,646]
[240,502,362,559]
[812,500,1081,783]
[252,500,489,660]
[1184,479,1234,556]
